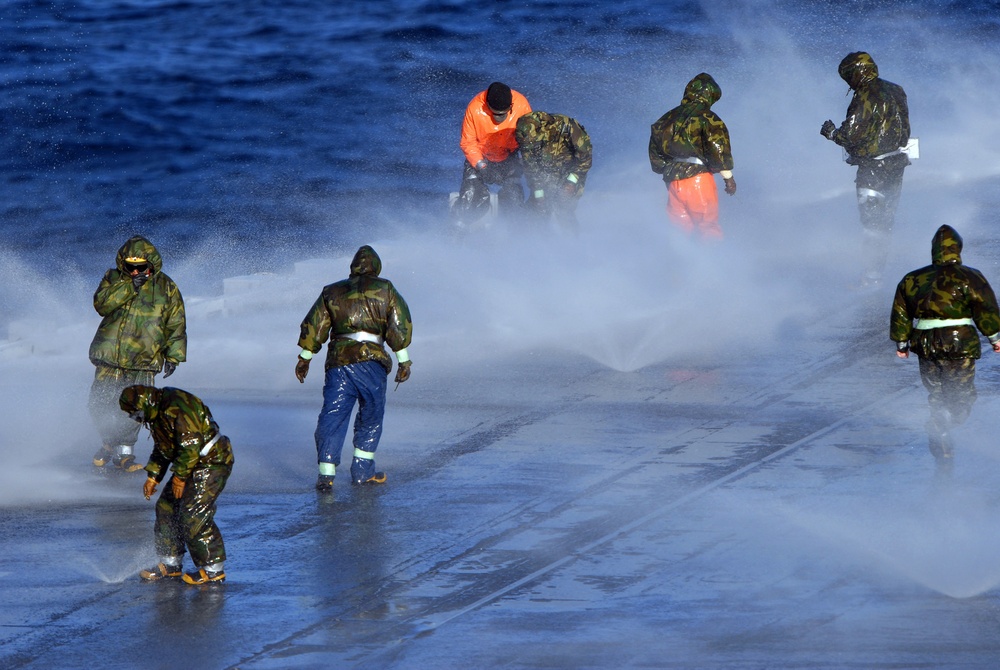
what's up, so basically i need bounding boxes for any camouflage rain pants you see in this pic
[154,448,232,569]
[89,366,156,450]
[918,357,976,459]
[855,154,907,280]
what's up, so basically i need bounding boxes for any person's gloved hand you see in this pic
[162,360,176,378]
[475,159,488,172]
[295,356,310,383]
[820,120,836,140]
[171,477,186,499]
[394,360,411,384]
[562,182,578,196]
[143,477,157,500]
[132,273,150,291]
[724,176,737,196]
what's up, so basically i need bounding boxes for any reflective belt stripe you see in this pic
[354,448,376,461]
[914,318,975,329]
[670,156,704,165]
[199,433,222,457]
[336,331,383,345]
[857,187,885,200]
[872,147,904,160]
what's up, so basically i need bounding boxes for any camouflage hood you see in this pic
[681,73,721,108]
[839,52,879,90]
[119,385,162,421]
[115,236,163,273]
[932,225,963,266]
[515,111,553,148]
[349,245,381,277]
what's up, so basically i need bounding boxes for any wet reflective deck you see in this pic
[5,300,1000,669]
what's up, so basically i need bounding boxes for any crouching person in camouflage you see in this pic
[514,111,592,231]
[295,245,412,491]
[89,235,186,472]
[120,385,234,585]
[890,225,1000,471]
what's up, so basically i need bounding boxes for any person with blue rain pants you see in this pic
[294,245,413,491]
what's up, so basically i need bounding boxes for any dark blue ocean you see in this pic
[1,0,998,282]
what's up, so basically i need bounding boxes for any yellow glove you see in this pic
[171,477,186,499]
[143,477,158,500]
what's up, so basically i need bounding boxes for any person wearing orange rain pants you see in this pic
[649,73,736,240]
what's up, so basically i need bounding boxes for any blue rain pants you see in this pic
[315,360,387,483]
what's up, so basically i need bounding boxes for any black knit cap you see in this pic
[486,82,512,112]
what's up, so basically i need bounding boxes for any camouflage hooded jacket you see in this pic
[298,246,412,374]
[648,73,734,183]
[89,236,187,372]
[829,52,910,163]
[515,111,593,190]
[890,225,1000,360]
[119,386,234,483]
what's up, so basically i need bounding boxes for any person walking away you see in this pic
[822,51,911,288]
[451,81,532,226]
[89,235,186,472]
[890,225,1000,471]
[515,110,593,232]
[121,385,234,585]
[294,245,412,491]
[649,73,736,240]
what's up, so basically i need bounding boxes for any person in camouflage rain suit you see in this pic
[649,73,737,240]
[822,52,910,287]
[890,225,1000,469]
[89,236,186,472]
[514,111,593,230]
[295,245,412,491]
[121,385,234,585]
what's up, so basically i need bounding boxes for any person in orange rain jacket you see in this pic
[451,81,532,225]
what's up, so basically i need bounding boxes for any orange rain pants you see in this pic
[666,172,722,239]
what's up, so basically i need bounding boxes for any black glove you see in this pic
[723,176,737,196]
[132,273,150,291]
[295,357,311,383]
[820,120,836,140]
[394,361,411,384]
[162,360,176,378]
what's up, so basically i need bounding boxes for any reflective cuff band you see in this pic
[914,318,974,330]
[354,448,376,461]
[395,347,410,363]
[319,462,336,476]
[566,173,579,184]
[720,170,733,179]
[534,189,545,198]
[336,331,383,345]
[199,433,222,457]
[990,333,1000,345]
[299,349,313,360]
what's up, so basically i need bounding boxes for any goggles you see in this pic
[124,261,151,274]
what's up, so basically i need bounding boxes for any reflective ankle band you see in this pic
[199,433,222,457]
[354,448,375,461]
[914,318,974,330]
[336,331,383,345]
[319,462,336,476]
[534,189,545,198]
[299,349,313,360]
[395,348,409,363]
